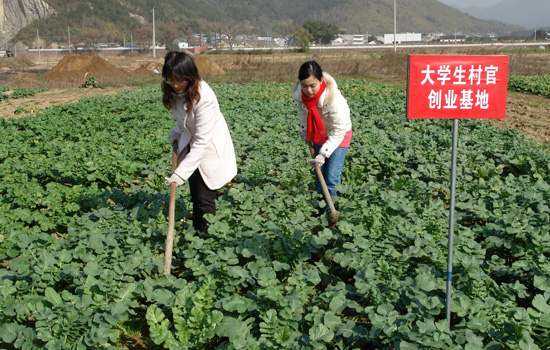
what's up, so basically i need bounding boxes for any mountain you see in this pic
[311,0,518,34]
[464,0,550,29]
[9,0,519,46]
[0,0,54,42]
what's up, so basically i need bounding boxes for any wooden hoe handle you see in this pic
[163,146,179,275]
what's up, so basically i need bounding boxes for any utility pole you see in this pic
[36,28,41,62]
[152,7,156,58]
[393,0,397,52]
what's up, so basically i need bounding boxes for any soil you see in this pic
[128,55,225,80]
[194,55,225,77]
[498,92,550,144]
[0,57,34,70]
[0,87,128,118]
[45,54,127,86]
[132,62,162,76]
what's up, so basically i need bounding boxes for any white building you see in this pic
[439,36,466,44]
[333,34,370,46]
[352,35,366,45]
[273,37,287,47]
[383,33,422,45]
[331,36,346,45]
[425,32,445,42]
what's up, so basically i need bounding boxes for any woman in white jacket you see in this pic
[292,60,352,198]
[163,51,237,232]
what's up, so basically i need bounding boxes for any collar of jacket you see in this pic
[293,72,338,107]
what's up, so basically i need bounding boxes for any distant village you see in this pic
[3,29,550,57]
[181,30,550,49]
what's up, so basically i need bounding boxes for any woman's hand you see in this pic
[310,154,325,167]
[165,173,185,187]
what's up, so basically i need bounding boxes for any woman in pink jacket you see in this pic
[293,60,353,198]
[163,51,237,232]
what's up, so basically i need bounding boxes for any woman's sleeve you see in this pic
[173,89,218,180]
[319,97,351,158]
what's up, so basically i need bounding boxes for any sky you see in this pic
[438,0,502,8]
[439,0,550,28]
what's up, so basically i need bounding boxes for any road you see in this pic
[213,42,550,51]
[22,41,550,54]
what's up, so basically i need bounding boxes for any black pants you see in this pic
[188,169,217,232]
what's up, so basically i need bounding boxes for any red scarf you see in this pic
[302,80,328,145]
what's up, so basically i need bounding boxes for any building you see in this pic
[333,34,371,46]
[256,36,273,46]
[383,33,422,45]
[331,37,345,45]
[0,49,13,57]
[352,35,366,45]
[177,41,189,49]
[439,35,466,44]
[425,33,445,42]
[273,37,287,47]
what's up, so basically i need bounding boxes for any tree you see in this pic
[273,20,297,37]
[291,27,312,52]
[271,19,298,46]
[159,21,188,50]
[222,20,254,50]
[302,21,340,45]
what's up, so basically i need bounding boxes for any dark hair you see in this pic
[162,51,201,112]
[298,60,323,81]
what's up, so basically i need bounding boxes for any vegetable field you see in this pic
[509,75,550,98]
[0,87,47,101]
[0,81,548,350]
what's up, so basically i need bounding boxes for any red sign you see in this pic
[407,55,509,120]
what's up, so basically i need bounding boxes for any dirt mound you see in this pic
[45,54,126,84]
[135,55,224,78]
[194,55,225,76]
[133,62,162,76]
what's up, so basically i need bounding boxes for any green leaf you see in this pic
[399,341,419,350]
[534,275,550,292]
[146,305,172,345]
[0,323,18,343]
[309,322,334,343]
[44,287,62,306]
[416,318,435,334]
[416,272,436,292]
[216,316,255,349]
[532,294,550,314]
[222,295,252,313]
[329,293,347,312]
[152,288,175,306]
[257,267,277,287]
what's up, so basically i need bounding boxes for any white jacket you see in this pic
[170,81,237,190]
[292,72,352,158]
